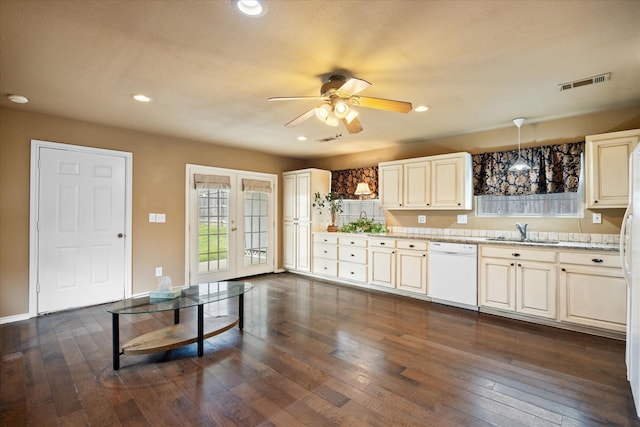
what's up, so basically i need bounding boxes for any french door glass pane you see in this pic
[243,191,269,266]
[198,189,229,273]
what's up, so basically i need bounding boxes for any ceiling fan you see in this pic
[267,75,412,134]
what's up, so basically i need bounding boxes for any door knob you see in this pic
[117,233,124,238]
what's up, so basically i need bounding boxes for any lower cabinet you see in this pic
[558,251,626,332]
[479,246,557,319]
[397,240,428,294]
[369,238,397,288]
[338,236,368,283]
[313,234,338,278]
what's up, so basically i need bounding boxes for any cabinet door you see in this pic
[403,160,431,208]
[296,172,312,222]
[379,163,403,208]
[283,221,296,270]
[586,132,639,208]
[559,265,626,332]
[479,257,516,311]
[296,221,311,272]
[431,156,464,208]
[283,173,297,222]
[516,261,557,319]
[369,247,396,288]
[397,249,427,293]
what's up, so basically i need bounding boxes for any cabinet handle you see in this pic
[594,200,598,203]
[350,271,355,275]
[518,263,522,267]
[380,242,385,246]
[426,203,430,206]
[323,250,328,254]
[409,244,415,248]
[350,241,355,244]
[323,267,328,270]
[457,203,461,206]
[510,263,514,266]
[423,254,426,257]
[592,258,604,263]
[561,268,566,272]
[350,254,355,257]
[324,239,328,242]
[512,253,521,257]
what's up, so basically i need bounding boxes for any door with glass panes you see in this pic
[188,165,276,284]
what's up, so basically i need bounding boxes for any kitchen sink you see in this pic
[485,238,560,244]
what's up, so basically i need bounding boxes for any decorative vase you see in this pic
[327,212,338,232]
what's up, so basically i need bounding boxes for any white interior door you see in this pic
[35,145,129,313]
[187,165,276,285]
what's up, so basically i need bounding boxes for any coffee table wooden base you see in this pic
[122,316,239,355]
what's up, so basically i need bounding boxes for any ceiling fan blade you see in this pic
[342,117,363,134]
[268,96,327,102]
[284,108,316,127]
[354,96,413,113]
[338,77,371,95]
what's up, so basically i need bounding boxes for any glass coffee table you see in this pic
[107,281,253,370]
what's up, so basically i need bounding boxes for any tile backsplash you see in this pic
[387,226,620,244]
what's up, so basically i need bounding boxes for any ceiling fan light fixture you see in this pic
[314,104,331,122]
[333,100,350,119]
[345,109,359,124]
[325,115,339,127]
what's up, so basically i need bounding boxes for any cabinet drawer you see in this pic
[480,245,556,262]
[338,246,368,264]
[314,243,337,260]
[313,258,338,276]
[558,251,621,268]
[370,238,396,248]
[338,261,368,282]
[338,237,368,247]
[314,234,338,244]
[398,240,428,251]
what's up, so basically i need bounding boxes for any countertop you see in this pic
[316,231,620,252]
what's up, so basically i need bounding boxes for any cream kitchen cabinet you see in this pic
[312,234,338,278]
[283,169,330,272]
[558,251,626,332]
[396,240,428,294]
[369,237,397,288]
[479,245,557,319]
[338,236,368,283]
[585,129,640,208]
[378,152,472,210]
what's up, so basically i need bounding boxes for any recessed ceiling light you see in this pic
[7,94,29,104]
[297,136,307,141]
[132,94,152,102]
[235,0,267,17]
[414,105,430,112]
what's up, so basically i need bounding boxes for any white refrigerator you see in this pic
[621,143,640,417]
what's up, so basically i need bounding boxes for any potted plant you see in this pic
[313,191,343,232]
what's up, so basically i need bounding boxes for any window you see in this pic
[476,190,583,217]
[243,191,269,266]
[198,188,229,273]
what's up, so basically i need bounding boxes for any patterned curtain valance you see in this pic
[193,174,231,190]
[331,166,378,200]
[472,142,584,196]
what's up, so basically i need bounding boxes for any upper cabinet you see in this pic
[379,152,473,210]
[585,129,640,209]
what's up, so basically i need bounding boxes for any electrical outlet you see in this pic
[149,213,156,223]
[156,213,166,223]
[417,215,426,224]
[155,267,163,277]
[457,214,468,224]
[593,213,602,224]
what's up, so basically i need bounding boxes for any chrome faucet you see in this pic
[516,223,528,241]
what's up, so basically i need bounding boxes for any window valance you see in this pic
[193,174,231,190]
[472,142,584,196]
[242,179,272,193]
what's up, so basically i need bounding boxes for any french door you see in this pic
[186,165,276,284]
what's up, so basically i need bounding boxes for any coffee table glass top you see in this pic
[107,281,254,315]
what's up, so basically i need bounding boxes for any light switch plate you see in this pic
[457,214,468,224]
[417,215,426,224]
[156,213,166,223]
[592,213,602,224]
[149,213,156,223]
[155,267,163,277]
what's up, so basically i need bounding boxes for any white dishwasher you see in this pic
[428,242,478,310]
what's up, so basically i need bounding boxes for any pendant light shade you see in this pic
[509,117,530,172]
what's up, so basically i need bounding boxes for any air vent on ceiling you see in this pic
[558,73,611,91]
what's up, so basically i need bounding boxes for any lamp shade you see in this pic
[354,182,372,196]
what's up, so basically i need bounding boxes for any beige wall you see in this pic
[310,107,640,235]
[0,108,305,317]
[2,106,640,318]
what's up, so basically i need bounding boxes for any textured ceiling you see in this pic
[1,0,639,159]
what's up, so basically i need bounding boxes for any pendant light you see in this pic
[509,117,530,172]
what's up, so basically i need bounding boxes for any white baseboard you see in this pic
[0,312,31,324]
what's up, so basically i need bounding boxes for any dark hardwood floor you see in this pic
[1,272,639,426]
